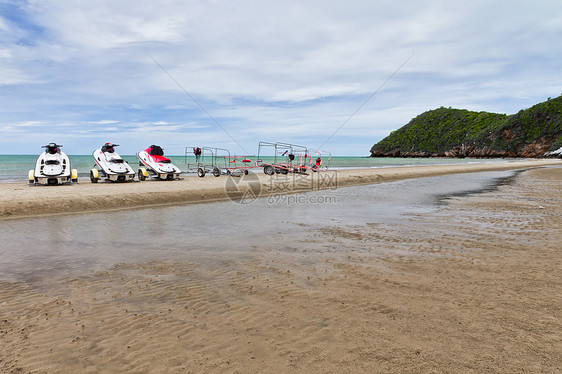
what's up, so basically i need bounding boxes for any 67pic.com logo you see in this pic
[224,170,339,205]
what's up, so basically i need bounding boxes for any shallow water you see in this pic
[0,170,516,283]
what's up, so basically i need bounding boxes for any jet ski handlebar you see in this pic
[42,143,63,148]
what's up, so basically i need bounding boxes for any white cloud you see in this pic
[88,120,120,125]
[1,0,562,154]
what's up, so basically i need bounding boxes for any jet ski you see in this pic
[28,143,78,185]
[136,145,181,181]
[90,143,136,183]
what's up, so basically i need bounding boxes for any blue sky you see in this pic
[1,0,562,156]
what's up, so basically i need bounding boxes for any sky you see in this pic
[1,0,562,156]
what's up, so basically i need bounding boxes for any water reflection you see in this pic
[0,170,516,283]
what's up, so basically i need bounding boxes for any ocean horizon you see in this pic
[0,154,510,183]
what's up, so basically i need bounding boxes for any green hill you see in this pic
[370,95,562,158]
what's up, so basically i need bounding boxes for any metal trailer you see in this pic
[223,155,255,176]
[185,146,227,177]
[305,149,332,172]
[256,142,310,175]
[185,147,256,177]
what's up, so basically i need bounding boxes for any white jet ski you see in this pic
[28,143,78,185]
[90,143,135,183]
[136,145,181,181]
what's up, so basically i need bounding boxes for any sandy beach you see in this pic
[0,161,561,373]
[1,159,560,219]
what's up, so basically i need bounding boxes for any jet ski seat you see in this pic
[149,145,165,156]
[144,145,170,163]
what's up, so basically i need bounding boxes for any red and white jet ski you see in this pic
[136,145,181,181]
[90,143,135,183]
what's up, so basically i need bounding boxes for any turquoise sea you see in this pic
[0,154,507,183]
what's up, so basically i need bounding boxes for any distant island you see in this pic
[370,95,562,158]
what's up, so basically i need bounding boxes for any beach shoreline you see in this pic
[1,159,560,219]
[0,165,560,373]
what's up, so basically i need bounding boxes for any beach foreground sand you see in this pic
[0,164,560,373]
[1,159,560,219]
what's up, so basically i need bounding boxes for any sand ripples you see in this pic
[1,167,560,373]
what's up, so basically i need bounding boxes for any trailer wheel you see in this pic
[244,169,249,175]
[90,169,99,183]
[138,168,147,181]
[264,165,274,175]
[281,168,288,174]
[212,167,221,177]
[197,168,205,178]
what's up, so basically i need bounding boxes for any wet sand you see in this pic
[1,159,560,219]
[0,165,560,373]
